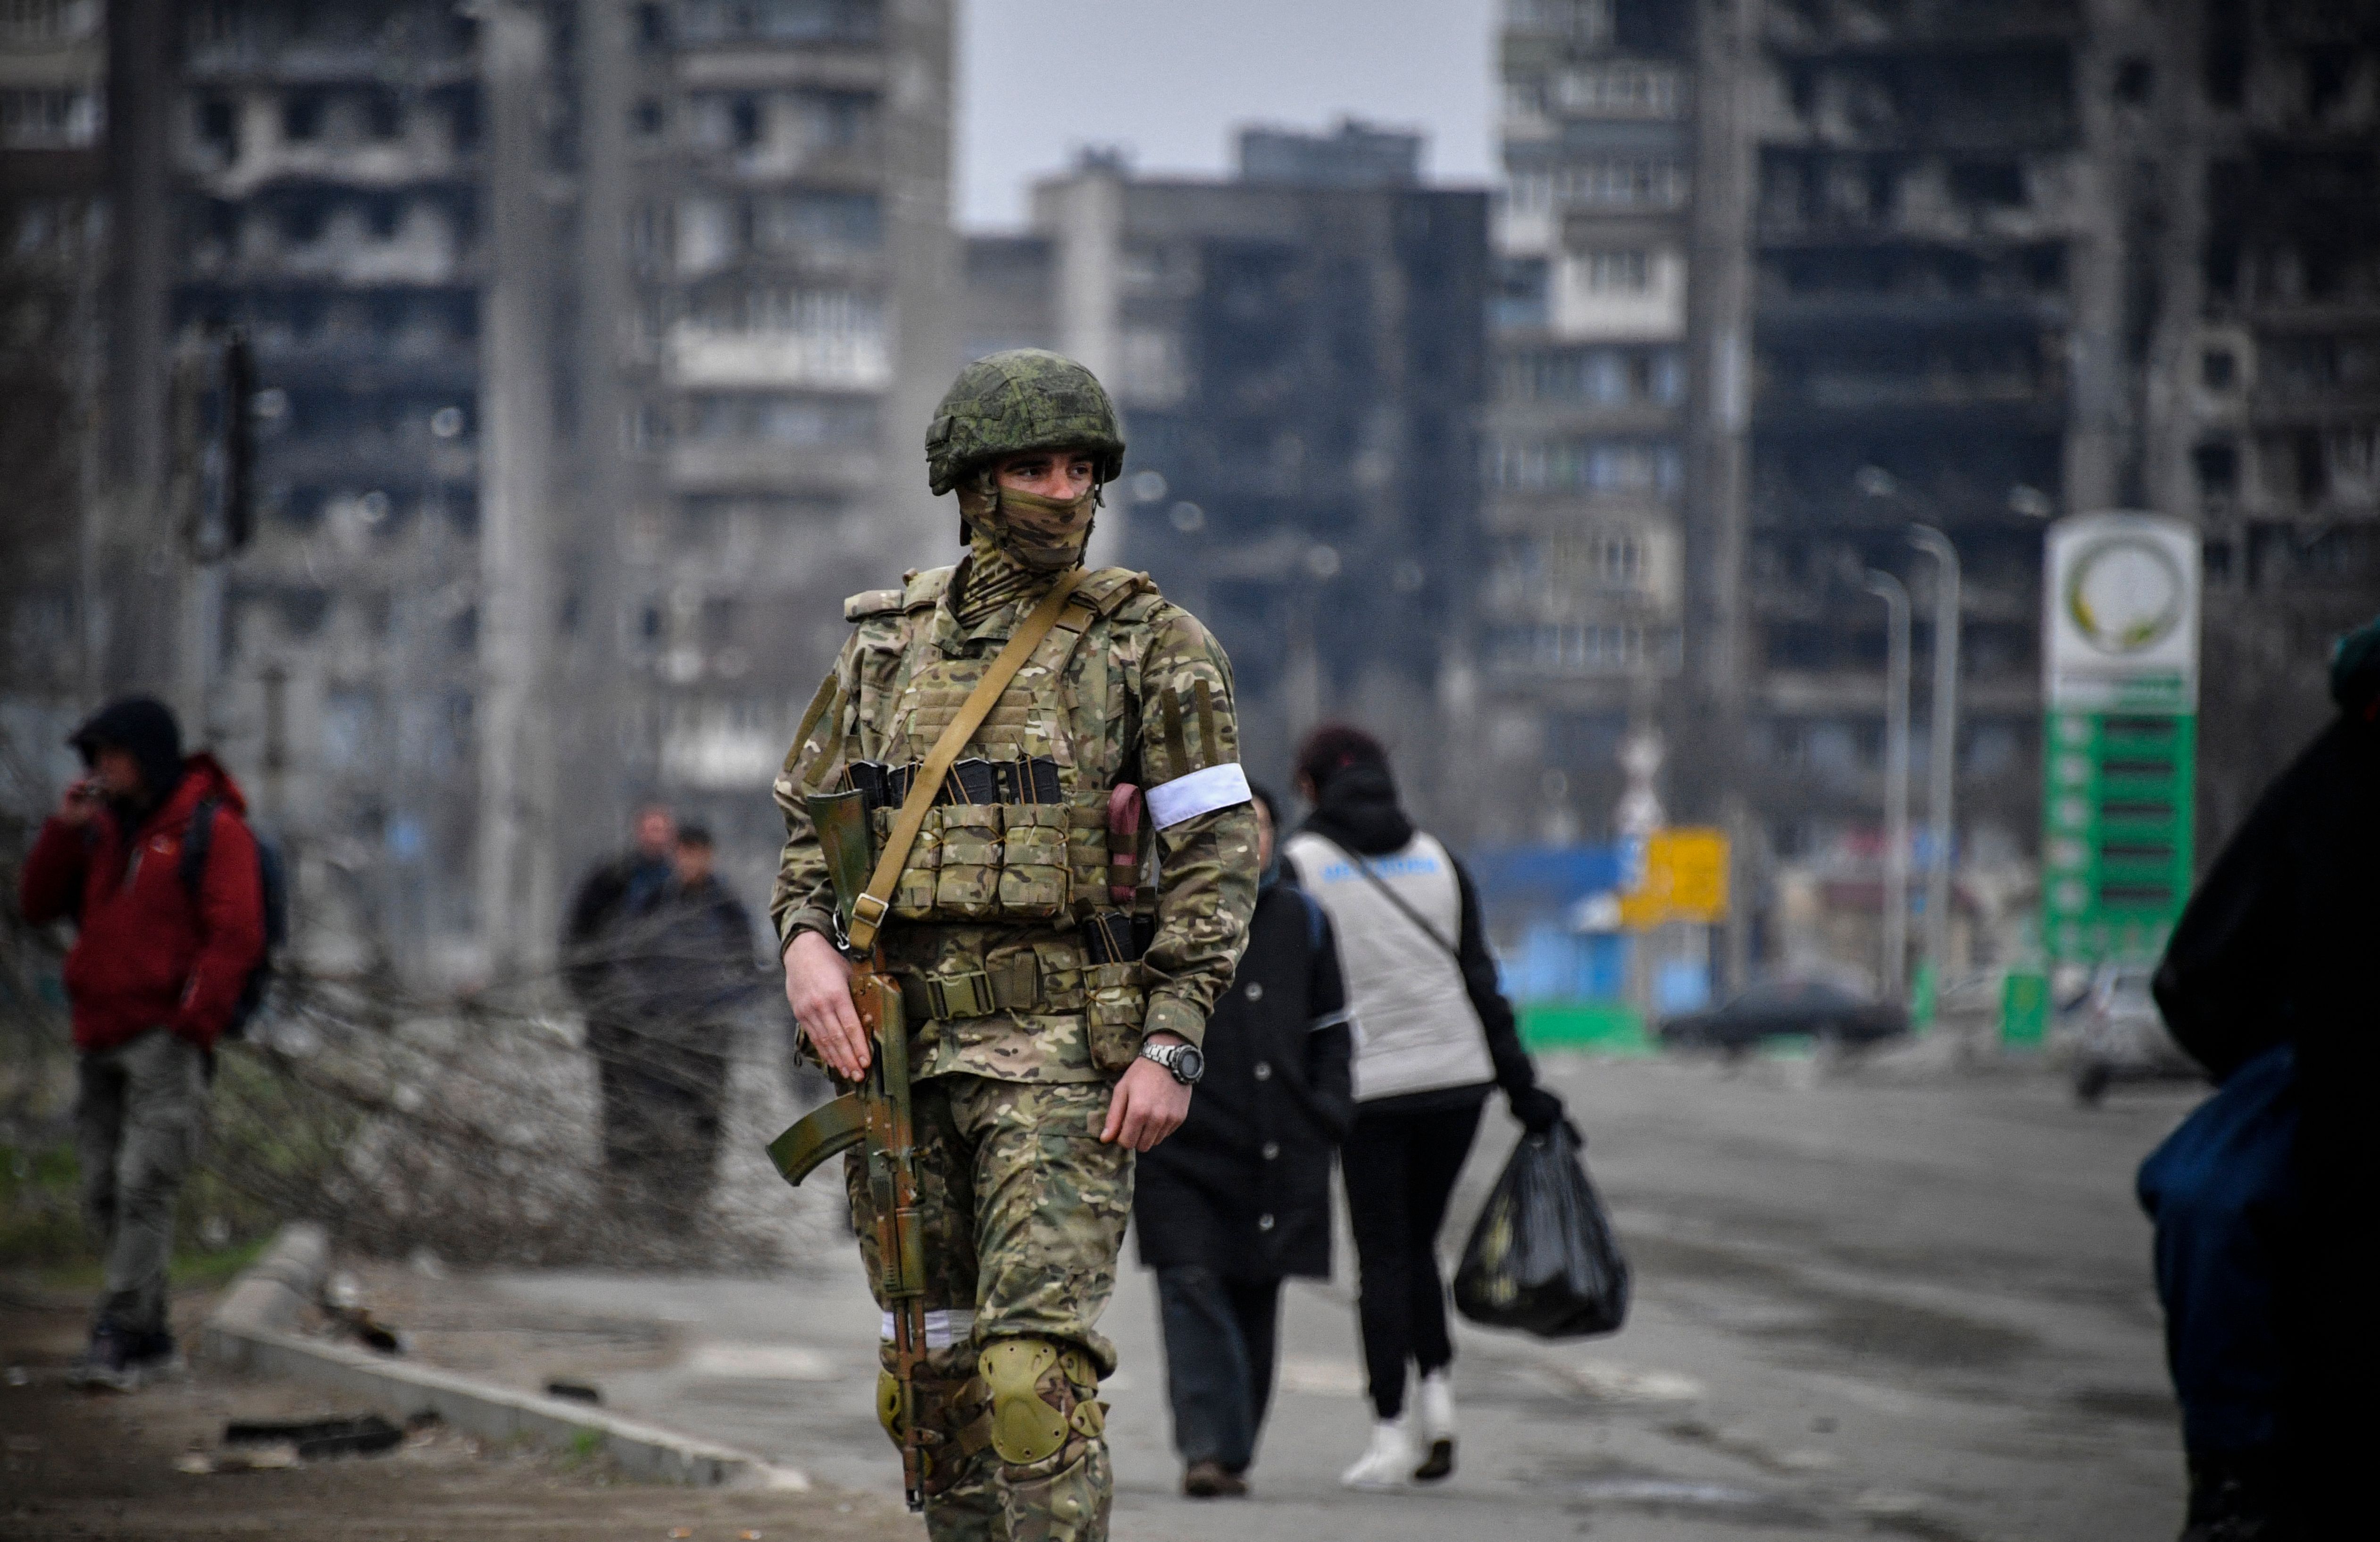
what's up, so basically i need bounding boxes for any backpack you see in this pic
[178,797,288,1040]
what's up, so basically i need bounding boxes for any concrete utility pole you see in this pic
[476,2,559,975]
[1864,570,1911,1005]
[1687,0,1759,996]
[104,0,173,695]
[1908,525,1961,990]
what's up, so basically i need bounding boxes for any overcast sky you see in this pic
[956,0,1501,229]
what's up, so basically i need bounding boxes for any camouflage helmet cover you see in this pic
[925,348,1126,496]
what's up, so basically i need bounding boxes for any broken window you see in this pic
[365,88,401,141]
[2194,439,2239,500]
[750,191,882,256]
[675,0,884,45]
[1580,249,1650,293]
[198,95,237,156]
[1949,160,2025,209]
[2201,348,2237,391]
[282,92,324,142]
[2114,57,2153,105]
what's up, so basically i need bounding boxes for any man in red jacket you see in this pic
[18,696,265,1389]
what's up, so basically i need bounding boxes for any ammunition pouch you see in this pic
[875,801,1094,925]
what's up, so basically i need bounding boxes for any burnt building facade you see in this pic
[68,0,952,980]
[960,127,1490,809]
[1684,0,2380,984]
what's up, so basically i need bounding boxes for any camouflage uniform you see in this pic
[772,351,1259,1541]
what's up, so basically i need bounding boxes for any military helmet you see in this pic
[924,349,1126,497]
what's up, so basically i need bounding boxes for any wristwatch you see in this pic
[1139,1040,1205,1086]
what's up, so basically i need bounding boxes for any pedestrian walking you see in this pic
[2139,611,2380,1541]
[1135,784,1353,1498]
[18,696,267,1390]
[1281,724,1570,1491]
[623,825,760,1223]
[773,348,1258,1541]
[562,804,702,1224]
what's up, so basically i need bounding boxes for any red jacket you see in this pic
[18,754,266,1053]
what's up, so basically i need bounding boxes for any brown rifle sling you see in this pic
[844,567,1091,952]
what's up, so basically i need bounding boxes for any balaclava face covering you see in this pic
[954,464,1099,622]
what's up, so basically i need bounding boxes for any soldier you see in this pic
[773,349,1260,1541]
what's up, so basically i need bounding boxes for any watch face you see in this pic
[1175,1046,1204,1083]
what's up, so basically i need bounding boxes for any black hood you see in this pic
[69,695,184,808]
[1302,761,1415,857]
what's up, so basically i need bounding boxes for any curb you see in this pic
[203,1224,802,1490]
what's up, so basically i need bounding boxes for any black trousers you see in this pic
[592,1020,727,1225]
[1154,1267,1283,1472]
[1342,1098,1484,1420]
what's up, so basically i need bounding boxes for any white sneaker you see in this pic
[1413,1369,1455,1481]
[1340,1418,1415,1491]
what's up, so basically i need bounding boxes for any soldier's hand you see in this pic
[1101,1039,1192,1151]
[784,929,869,1079]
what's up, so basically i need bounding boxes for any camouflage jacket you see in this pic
[772,563,1259,1082]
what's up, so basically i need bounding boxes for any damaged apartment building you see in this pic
[1682,0,2380,983]
[0,1,106,748]
[91,0,952,979]
[962,125,1488,813]
[1483,0,1696,844]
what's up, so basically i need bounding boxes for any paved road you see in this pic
[478,1050,2201,1542]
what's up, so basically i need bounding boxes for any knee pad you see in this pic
[979,1337,1103,1466]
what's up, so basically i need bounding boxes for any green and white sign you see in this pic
[2040,513,2200,964]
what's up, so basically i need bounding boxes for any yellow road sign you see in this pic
[1619,827,1730,930]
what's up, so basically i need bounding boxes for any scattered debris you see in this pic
[319,1298,405,1355]
[178,1443,299,1474]
[225,1414,405,1460]
[545,1379,602,1404]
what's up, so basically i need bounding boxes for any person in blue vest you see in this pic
[1281,724,1569,1490]
[1133,784,1353,1498]
[2141,613,2380,1541]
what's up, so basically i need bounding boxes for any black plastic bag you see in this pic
[1452,1123,1629,1338]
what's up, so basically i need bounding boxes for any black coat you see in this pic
[2151,706,2380,1483]
[1135,880,1353,1280]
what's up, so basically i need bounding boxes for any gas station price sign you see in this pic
[2039,513,2200,965]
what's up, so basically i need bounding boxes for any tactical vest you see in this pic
[828,566,1174,1072]
[847,567,1152,930]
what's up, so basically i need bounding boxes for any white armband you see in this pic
[1145,762,1253,830]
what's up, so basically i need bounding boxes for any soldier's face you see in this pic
[1254,798,1275,870]
[994,448,1098,503]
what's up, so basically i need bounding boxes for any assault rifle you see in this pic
[766,788,930,1511]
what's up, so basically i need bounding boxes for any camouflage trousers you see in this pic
[845,1075,1132,1542]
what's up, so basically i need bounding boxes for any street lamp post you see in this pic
[1864,569,1912,1005]
[1907,525,1961,1002]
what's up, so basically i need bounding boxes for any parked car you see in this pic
[1658,980,1908,1053]
[2069,962,2204,1105]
